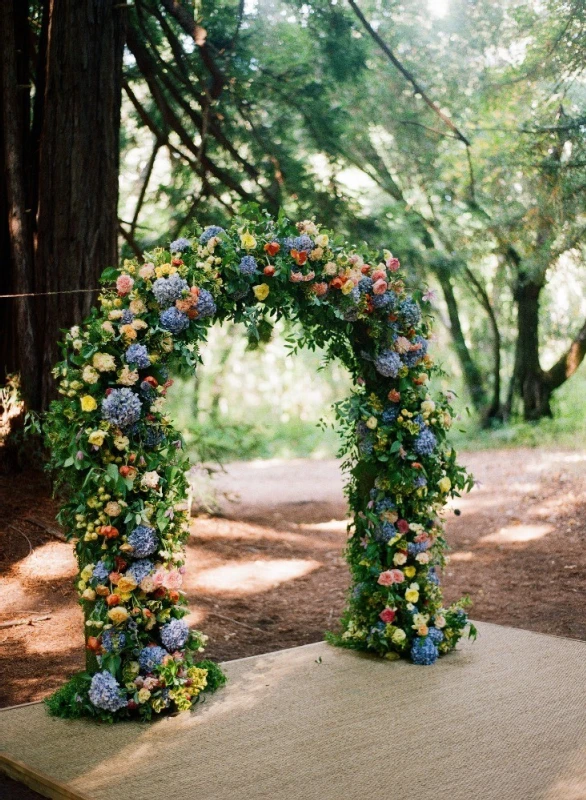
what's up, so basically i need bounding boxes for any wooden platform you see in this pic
[1,622,586,800]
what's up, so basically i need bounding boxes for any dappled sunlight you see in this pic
[449,551,474,562]
[298,519,350,533]
[189,517,342,549]
[15,540,76,582]
[188,558,322,595]
[481,523,553,544]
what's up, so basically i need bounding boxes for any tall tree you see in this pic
[0,0,126,410]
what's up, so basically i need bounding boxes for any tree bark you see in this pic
[34,0,126,408]
[512,279,552,420]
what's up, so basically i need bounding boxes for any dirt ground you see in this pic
[1,449,586,710]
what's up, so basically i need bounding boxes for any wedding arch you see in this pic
[44,206,474,721]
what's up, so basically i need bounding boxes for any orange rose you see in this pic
[99,525,119,539]
[264,241,280,256]
[106,594,121,606]
[86,636,101,652]
[290,249,307,266]
[263,265,276,277]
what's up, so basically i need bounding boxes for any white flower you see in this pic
[141,471,160,490]
[82,365,99,384]
[416,552,430,564]
[315,233,329,248]
[323,261,338,276]
[70,325,80,338]
[393,552,407,566]
[118,365,139,386]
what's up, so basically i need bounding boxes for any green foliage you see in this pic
[45,673,94,720]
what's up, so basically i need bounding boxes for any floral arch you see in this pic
[44,207,474,721]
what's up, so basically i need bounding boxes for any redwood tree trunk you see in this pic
[34,0,126,408]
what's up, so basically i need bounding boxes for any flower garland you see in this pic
[44,206,474,721]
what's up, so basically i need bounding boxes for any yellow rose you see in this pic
[108,606,129,625]
[82,588,96,602]
[117,576,138,594]
[80,564,94,581]
[341,279,355,295]
[392,629,406,644]
[88,430,105,446]
[365,416,378,430]
[81,395,97,412]
[253,283,270,302]
[403,566,416,579]
[405,585,420,604]
[438,477,452,493]
[137,688,152,704]
[113,434,129,451]
[240,231,256,249]
[315,233,329,248]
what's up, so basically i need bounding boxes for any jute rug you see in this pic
[1,622,586,800]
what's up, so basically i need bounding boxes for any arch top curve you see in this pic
[44,209,474,721]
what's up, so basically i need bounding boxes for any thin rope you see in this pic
[0,288,100,299]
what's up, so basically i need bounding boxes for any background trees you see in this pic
[1,0,585,428]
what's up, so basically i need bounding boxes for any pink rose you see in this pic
[379,607,396,623]
[116,274,134,296]
[386,256,400,272]
[152,569,166,587]
[371,269,386,282]
[378,569,404,586]
[289,271,304,283]
[397,519,410,534]
[372,278,388,295]
[312,282,328,297]
[163,570,183,590]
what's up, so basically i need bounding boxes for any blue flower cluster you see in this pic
[160,306,189,334]
[399,297,421,327]
[375,497,395,515]
[102,388,142,428]
[356,421,374,456]
[407,540,429,555]
[160,618,190,651]
[101,629,126,653]
[127,559,154,585]
[375,349,401,378]
[414,475,428,488]
[128,525,158,558]
[374,522,397,543]
[410,637,439,666]
[199,226,225,244]
[91,561,110,585]
[239,256,257,275]
[88,671,126,712]
[381,406,399,425]
[428,627,444,645]
[121,309,134,324]
[125,344,150,370]
[196,289,216,318]
[139,645,168,673]
[144,427,165,449]
[413,426,437,456]
[152,274,189,308]
[358,277,373,294]
[283,234,314,252]
[428,567,440,586]
[372,291,396,309]
[169,237,191,252]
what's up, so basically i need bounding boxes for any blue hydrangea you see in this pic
[428,568,440,586]
[381,406,399,425]
[239,256,257,275]
[102,388,142,429]
[152,274,189,308]
[160,306,190,334]
[399,297,421,327]
[160,618,190,651]
[372,291,396,309]
[414,475,428,488]
[283,234,314,252]
[101,629,126,653]
[128,525,158,558]
[374,522,397,543]
[428,627,444,645]
[169,237,191,252]
[411,637,439,666]
[138,646,168,673]
[375,497,395,514]
[196,289,216,318]
[358,277,373,294]
[350,286,361,303]
[127,559,154,585]
[88,671,127,711]
[374,350,402,378]
[454,608,468,622]
[121,309,134,324]
[403,336,429,368]
[125,344,150,370]
[91,561,110,585]
[414,426,437,456]
[407,540,429,555]
[199,226,225,244]
[352,582,365,599]
[144,427,165,448]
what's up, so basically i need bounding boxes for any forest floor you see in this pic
[1,448,586,709]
